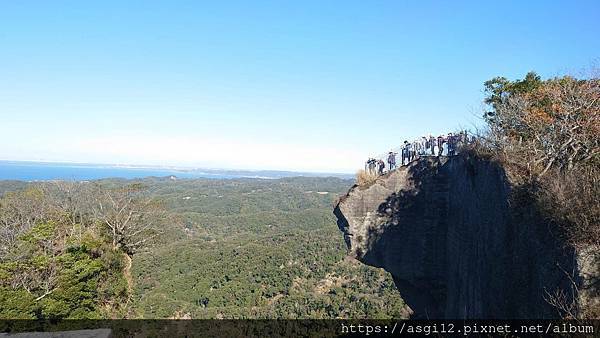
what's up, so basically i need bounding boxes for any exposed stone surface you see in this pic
[334,155,588,319]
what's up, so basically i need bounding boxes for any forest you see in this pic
[0,176,408,319]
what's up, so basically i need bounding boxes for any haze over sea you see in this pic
[0,161,352,181]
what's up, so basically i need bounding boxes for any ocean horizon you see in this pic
[0,160,353,181]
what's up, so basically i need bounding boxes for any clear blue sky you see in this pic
[1,1,598,172]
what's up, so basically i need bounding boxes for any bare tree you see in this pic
[1,181,168,258]
[485,75,599,177]
[0,187,50,259]
[92,183,166,256]
[38,181,97,245]
[483,72,600,318]
[40,181,90,226]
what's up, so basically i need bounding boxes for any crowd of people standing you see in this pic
[365,131,474,175]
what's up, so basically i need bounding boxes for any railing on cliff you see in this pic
[365,131,477,174]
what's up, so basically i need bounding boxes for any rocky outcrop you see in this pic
[334,155,587,319]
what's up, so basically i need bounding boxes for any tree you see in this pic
[93,183,166,256]
[482,72,599,246]
[0,187,50,258]
[40,181,95,228]
[481,71,600,318]
[483,71,599,176]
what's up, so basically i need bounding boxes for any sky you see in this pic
[0,1,598,173]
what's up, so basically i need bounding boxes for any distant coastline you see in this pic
[0,160,353,181]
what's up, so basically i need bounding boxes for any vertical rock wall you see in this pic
[334,155,580,318]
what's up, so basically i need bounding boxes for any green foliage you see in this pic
[0,288,37,319]
[484,72,542,110]
[0,212,128,319]
[482,72,599,174]
[0,180,28,196]
[20,222,56,244]
[129,177,406,319]
[1,176,406,319]
[480,72,600,318]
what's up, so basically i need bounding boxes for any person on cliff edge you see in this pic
[377,159,385,175]
[387,151,397,170]
[401,141,409,165]
[437,135,445,156]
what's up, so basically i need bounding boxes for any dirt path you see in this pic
[123,253,133,299]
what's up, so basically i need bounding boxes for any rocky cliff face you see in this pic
[334,155,587,319]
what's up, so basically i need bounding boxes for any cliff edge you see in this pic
[334,154,592,319]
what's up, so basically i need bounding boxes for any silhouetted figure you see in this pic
[366,158,377,174]
[419,136,428,156]
[437,135,445,156]
[387,151,397,170]
[377,159,385,175]
[401,141,409,165]
[429,135,436,155]
[447,133,456,156]
[406,142,415,162]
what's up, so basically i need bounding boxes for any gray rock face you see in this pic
[334,155,581,319]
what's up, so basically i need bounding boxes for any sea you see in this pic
[0,161,352,181]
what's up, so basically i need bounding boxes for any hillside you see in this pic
[0,176,408,319]
[130,177,408,318]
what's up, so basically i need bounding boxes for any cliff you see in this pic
[334,154,593,319]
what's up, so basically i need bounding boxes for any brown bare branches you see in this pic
[483,73,599,248]
[0,187,50,258]
[92,184,166,256]
[1,181,167,259]
[485,76,599,177]
[483,72,600,319]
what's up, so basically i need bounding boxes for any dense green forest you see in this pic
[0,177,407,319]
